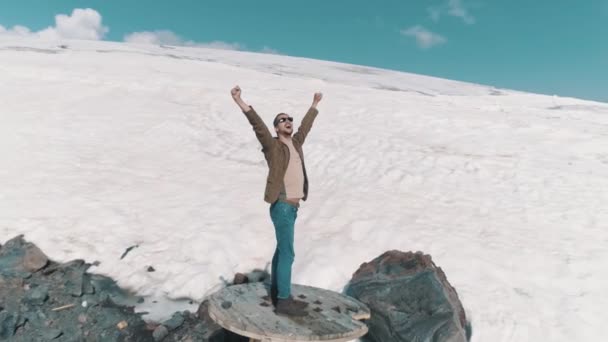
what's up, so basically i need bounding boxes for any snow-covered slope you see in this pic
[1,37,607,341]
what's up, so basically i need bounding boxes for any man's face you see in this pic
[275,114,293,136]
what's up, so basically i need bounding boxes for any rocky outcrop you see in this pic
[0,235,226,341]
[345,250,471,342]
[0,235,48,278]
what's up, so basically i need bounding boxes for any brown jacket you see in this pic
[243,106,319,204]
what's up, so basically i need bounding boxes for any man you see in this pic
[230,85,322,317]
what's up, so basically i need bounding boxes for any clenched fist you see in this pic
[313,92,323,103]
[231,85,241,99]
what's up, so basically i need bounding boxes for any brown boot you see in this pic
[275,298,308,317]
[272,290,308,309]
[289,296,309,309]
[271,286,308,308]
[270,286,278,306]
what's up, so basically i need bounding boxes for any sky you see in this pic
[0,0,606,102]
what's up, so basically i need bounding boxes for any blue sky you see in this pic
[0,0,606,102]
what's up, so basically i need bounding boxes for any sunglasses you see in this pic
[277,117,294,124]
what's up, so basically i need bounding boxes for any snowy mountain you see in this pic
[1,37,607,341]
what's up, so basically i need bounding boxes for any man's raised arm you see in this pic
[293,92,322,145]
[231,85,273,150]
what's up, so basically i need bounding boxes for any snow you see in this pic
[1,37,607,341]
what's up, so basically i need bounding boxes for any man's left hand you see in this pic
[312,92,323,106]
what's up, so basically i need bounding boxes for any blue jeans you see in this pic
[270,201,298,299]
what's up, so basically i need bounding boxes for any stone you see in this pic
[23,244,49,273]
[232,273,248,284]
[346,250,470,342]
[42,328,63,340]
[78,314,87,324]
[58,260,87,297]
[197,300,211,320]
[0,311,18,339]
[120,244,139,260]
[82,274,95,294]
[163,312,184,331]
[153,324,169,341]
[1,236,225,341]
[196,301,224,339]
[0,235,48,276]
[25,285,49,305]
[88,273,132,306]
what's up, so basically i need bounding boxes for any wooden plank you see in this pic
[207,283,370,342]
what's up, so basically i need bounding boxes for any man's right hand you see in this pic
[231,85,241,99]
[231,85,251,112]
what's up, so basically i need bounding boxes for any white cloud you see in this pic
[0,8,108,41]
[198,40,242,50]
[0,24,32,36]
[428,7,442,22]
[124,30,279,54]
[260,46,281,55]
[1,9,273,54]
[44,8,108,40]
[401,25,446,49]
[428,0,475,25]
[124,30,186,45]
[448,0,475,24]
[124,30,242,50]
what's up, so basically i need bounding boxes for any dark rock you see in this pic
[222,330,249,342]
[66,264,87,297]
[195,301,224,339]
[15,313,26,328]
[153,324,169,341]
[89,273,133,306]
[346,250,470,342]
[147,266,156,272]
[1,236,227,342]
[23,244,48,272]
[42,328,63,340]
[159,310,227,342]
[82,274,95,295]
[0,311,18,339]
[196,300,211,321]
[0,235,48,277]
[120,244,139,260]
[232,273,248,284]
[25,285,49,305]
[163,312,185,331]
[245,268,268,283]
[21,308,48,331]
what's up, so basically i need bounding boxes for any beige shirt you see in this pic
[283,139,305,199]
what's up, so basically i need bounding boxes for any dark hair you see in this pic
[273,113,289,127]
